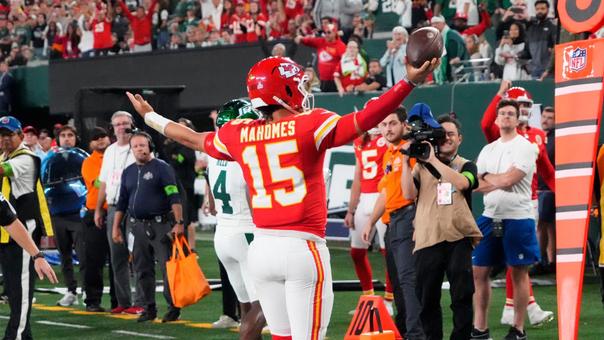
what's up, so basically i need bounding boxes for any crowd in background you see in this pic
[0,0,602,84]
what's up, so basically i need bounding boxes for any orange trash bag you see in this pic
[360,307,395,340]
[166,235,211,308]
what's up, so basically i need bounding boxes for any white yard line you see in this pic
[113,330,175,339]
[36,320,92,329]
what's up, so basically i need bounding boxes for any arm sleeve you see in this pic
[301,36,320,48]
[160,163,182,205]
[320,79,414,149]
[0,194,17,226]
[536,143,555,191]
[481,94,502,143]
[205,131,235,161]
[380,50,391,67]
[463,10,491,36]
[116,171,129,213]
[461,161,479,191]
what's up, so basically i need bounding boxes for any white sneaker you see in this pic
[211,315,239,329]
[384,300,394,316]
[57,292,78,307]
[527,303,554,326]
[500,305,514,326]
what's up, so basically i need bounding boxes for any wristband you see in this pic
[403,76,418,88]
[144,112,172,135]
[32,252,44,260]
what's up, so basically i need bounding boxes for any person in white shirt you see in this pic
[94,111,143,315]
[472,99,540,340]
[201,0,223,30]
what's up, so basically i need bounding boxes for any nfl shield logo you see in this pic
[569,48,587,72]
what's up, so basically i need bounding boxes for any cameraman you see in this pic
[401,113,482,340]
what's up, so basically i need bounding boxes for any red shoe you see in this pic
[111,306,127,314]
[124,306,145,315]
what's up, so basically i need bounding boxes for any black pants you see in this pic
[219,260,240,321]
[384,225,407,335]
[52,213,85,294]
[415,239,474,340]
[0,242,35,340]
[82,210,117,308]
[388,205,424,340]
[129,218,178,313]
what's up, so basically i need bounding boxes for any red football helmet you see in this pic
[246,56,313,113]
[504,87,533,105]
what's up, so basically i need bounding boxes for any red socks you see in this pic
[351,248,374,293]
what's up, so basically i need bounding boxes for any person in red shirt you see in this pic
[283,0,304,21]
[333,40,368,97]
[127,56,438,339]
[295,20,346,92]
[230,0,250,44]
[118,0,158,52]
[221,0,235,32]
[344,129,394,314]
[91,9,113,56]
[245,0,267,42]
[481,80,555,327]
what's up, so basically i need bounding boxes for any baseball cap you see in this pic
[0,116,22,132]
[90,127,109,140]
[407,103,441,129]
[23,125,39,136]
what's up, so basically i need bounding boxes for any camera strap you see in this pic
[423,162,442,181]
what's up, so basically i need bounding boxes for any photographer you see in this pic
[112,131,183,323]
[401,112,482,340]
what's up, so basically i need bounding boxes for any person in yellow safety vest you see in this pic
[0,116,54,340]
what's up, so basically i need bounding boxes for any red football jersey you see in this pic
[207,109,345,239]
[353,135,388,193]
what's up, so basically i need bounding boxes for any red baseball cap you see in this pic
[23,125,39,136]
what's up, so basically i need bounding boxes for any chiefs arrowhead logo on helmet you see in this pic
[278,63,301,79]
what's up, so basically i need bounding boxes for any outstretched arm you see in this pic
[481,80,510,142]
[126,92,213,153]
[329,58,439,147]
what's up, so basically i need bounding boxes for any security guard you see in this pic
[0,116,54,340]
[112,130,184,323]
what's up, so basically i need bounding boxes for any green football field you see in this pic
[1,238,602,339]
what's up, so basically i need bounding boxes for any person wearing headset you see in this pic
[94,111,145,315]
[111,130,184,323]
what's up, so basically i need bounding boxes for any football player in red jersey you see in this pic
[344,124,394,314]
[127,56,438,339]
[480,80,555,327]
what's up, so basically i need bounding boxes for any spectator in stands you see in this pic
[63,22,81,59]
[201,0,223,30]
[169,32,185,49]
[521,0,556,79]
[91,8,113,56]
[0,13,11,56]
[465,34,492,81]
[112,3,129,50]
[431,15,469,83]
[312,1,339,27]
[495,0,529,41]
[118,0,158,53]
[339,0,363,30]
[455,0,479,27]
[303,66,322,93]
[0,61,13,115]
[354,59,387,92]
[266,0,287,39]
[380,26,407,88]
[39,129,53,153]
[32,14,47,59]
[245,0,268,43]
[295,20,346,92]
[334,39,367,96]
[221,0,235,31]
[181,4,200,32]
[77,17,94,58]
[434,0,457,23]
[495,23,529,80]
[44,20,61,58]
[22,126,47,159]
